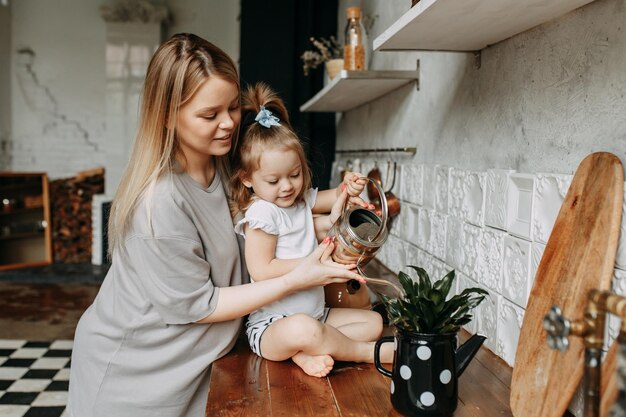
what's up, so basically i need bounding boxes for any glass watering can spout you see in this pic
[456,334,487,377]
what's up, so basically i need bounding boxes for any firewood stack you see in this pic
[50,168,105,263]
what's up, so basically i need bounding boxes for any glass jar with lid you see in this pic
[343,6,366,71]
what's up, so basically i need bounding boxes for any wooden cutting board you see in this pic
[510,152,624,417]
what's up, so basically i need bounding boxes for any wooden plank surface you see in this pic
[205,338,271,417]
[510,152,624,417]
[208,329,517,417]
[458,352,514,417]
[327,362,403,417]
[267,359,340,417]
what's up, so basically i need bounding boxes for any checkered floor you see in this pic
[0,340,71,417]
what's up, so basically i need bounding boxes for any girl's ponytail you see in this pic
[241,82,291,130]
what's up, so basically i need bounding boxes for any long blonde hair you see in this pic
[108,33,240,253]
[230,82,312,216]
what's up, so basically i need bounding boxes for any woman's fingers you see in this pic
[347,195,374,209]
[303,237,364,284]
[311,236,332,256]
[330,268,365,282]
[338,187,349,200]
[315,236,337,262]
[330,189,348,223]
[321,258,355,269]
[321,240,335,260]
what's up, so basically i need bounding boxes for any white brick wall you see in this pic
[334,157,626,370]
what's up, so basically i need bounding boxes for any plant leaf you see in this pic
[458,287,489,297]
[433,269,455,299]
[407,265,432,294]
[397,271,418,299]
[386,266,487,334]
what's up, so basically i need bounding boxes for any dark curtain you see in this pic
[239,0,338,189]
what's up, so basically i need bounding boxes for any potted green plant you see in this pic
[300,36,343,80]
[374,266,488,417]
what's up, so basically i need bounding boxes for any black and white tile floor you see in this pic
[0,340,72,417]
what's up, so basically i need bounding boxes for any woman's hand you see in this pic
[197,237,363,324]
[288,237,363,290]
[329,187,348,224]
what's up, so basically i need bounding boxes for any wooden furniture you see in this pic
[510,153,624,417]
[0,172,52,270]
[206,330,516,417]
[373,0,596,51]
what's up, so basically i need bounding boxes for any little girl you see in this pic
[231,83,393,377]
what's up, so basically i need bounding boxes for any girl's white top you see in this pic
[235,188,325,321]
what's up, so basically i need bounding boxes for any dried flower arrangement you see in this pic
[300,36,343,76]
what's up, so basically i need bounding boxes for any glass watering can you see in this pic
[325,177,400,308]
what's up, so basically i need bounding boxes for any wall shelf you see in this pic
[299,69,419,113]
[373,0,596,51]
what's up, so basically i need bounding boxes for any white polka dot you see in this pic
[420,391,435,407]
[416,346,431,360]
[440,369,452,384]
[390,380,395,394]
[399,365,412,380]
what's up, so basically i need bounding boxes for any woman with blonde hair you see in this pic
[67,33,362,417]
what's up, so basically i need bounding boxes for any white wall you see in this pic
[333,0,626,411]
[337,0,626,173]
[0,3,12,169]
[4,0,240,184]
[164,0,240,63]
[11,0,107,178]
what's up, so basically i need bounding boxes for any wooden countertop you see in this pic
[206,330,516,416]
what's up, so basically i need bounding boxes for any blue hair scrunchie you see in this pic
[255,106,281,128]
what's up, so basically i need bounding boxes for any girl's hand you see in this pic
[289,237,364,289]
[342,172,367,197]
[340,173,374,210]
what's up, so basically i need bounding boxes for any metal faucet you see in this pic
[544,289,626,417]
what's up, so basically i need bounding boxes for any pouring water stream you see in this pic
[355,258,405,298]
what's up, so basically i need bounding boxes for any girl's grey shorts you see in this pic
[245,308,330,357]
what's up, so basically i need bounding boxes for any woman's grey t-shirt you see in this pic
[68,170,246,417]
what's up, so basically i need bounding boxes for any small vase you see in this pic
[325,58,344,81]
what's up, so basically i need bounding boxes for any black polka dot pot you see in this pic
[375,327,486,417]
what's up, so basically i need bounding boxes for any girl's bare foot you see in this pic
[292,352,334,377]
